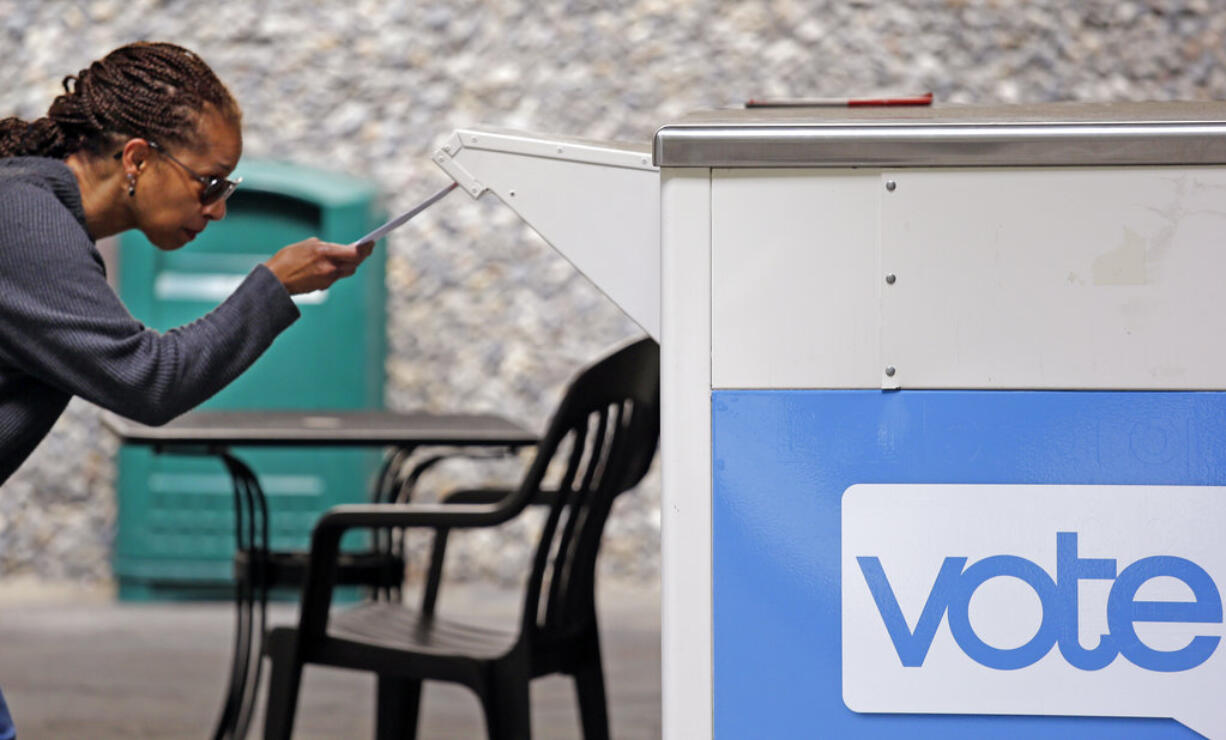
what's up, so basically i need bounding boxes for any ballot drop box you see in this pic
[434,103,1226,738]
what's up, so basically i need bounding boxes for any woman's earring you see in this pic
[127,174,136,197]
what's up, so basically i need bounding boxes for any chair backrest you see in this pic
[516,337,660,643]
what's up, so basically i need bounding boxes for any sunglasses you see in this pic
[113,141,242,206]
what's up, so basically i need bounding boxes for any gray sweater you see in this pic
[0,157,300,484]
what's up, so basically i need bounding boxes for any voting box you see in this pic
[433,102,1226,738]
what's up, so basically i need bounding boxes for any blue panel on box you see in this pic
[712,390,1222,738]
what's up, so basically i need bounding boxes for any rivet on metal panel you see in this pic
[470,137,479,144]
[886,180,897,192]
[885,366,896,377]
[443,145,452,154]
[885,273,896,285]
[557,147,565,154]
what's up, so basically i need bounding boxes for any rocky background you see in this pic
[1,0,1225,589]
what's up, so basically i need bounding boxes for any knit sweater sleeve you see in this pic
[0,182,301,425]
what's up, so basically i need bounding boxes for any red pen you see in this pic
[745,92,934,108]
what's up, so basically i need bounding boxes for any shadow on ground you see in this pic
[0,579,660,739]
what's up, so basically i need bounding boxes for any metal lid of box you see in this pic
[653,101,1226,168]
[433,127,660,338]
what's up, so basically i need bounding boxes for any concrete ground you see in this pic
[0,578,660,739]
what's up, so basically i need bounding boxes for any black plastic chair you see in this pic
[219,432,526,739]
[262,337,661,739]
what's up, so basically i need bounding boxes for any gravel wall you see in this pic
[1,0,1224,587]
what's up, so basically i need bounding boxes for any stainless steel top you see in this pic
[653,101,1226,168]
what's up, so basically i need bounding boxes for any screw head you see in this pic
[885,273,896,285]
[886,180,897,192]
[885,366,896,377]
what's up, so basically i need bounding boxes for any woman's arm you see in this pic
[0,184,302,425]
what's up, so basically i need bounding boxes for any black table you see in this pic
[103,409,537,740]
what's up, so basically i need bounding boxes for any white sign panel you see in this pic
[843,484,1226,738]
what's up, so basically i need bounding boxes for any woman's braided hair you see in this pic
[0,42,240,160]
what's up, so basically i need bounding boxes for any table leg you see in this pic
[236,454,270,740]
[210,452,269,740]
[371,447,413,602]
[372,446,411,504]
[211,452,248,740]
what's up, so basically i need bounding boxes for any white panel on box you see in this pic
[880,166,1226,390]
[660,168,713,740]
[711,170,882,389]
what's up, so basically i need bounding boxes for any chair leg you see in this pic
[376,676,422,740]
[573,639,610,740]
[262,633,303,740]
[480,668,531,740]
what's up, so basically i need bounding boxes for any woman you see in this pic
[0,42,374,737]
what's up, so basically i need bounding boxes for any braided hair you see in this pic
[0,42,240,160]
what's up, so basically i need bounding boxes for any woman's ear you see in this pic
[118,138,152,175]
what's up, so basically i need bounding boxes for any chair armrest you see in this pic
[442,487,558,507]
[298,494,536,642]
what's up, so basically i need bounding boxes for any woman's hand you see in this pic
[263,238,375,295]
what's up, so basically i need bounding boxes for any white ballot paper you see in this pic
[350,182,459,246]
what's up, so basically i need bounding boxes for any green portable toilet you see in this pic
[113,160,386,601]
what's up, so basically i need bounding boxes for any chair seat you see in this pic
[327,602,518,661]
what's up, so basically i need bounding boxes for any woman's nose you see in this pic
[203,198,227,221]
